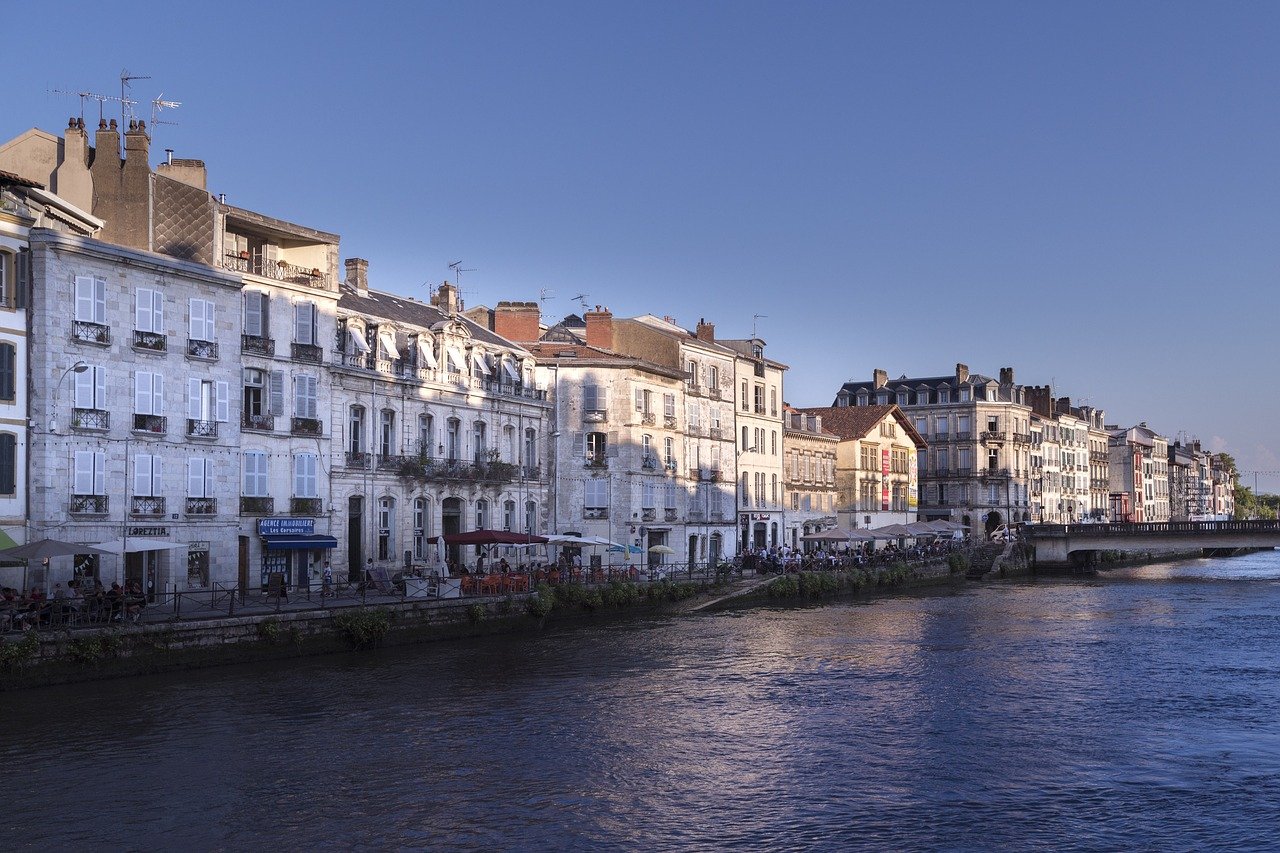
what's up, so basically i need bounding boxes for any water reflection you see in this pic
[5,552,1280,849]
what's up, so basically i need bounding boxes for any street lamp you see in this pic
[49,361,89,433]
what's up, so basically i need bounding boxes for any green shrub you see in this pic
[526,589,554,619]
[67,636,108,664]
[466,603,486,625]
[948,552,971,575]
[0,631,39,671]
[333,608,391,649]
[257,617,282,644]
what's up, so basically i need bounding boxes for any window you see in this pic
[585,431,607,462]
[524,428,537,467]
[957,414,970,435]
[380,410,395,457]
[420,414,435,456]
[74,365,108,410]
[189,298,215,342]
[687,402,701,430]
[687,359,699,385]
[0,433,15,495]
[771,474,778,505]
[741,381,748,411]
[378,497,395,560]
[642,480,656,509]
[134,371,164,417]
[525,500,537,534]
[770,387,778,416]
[294,301,316,345]
[133,454,162,497]
[937,449,950,472]
[988,448,1000,470]
[73,450,106,496]
[856,391,868,406]
[754,385,765,414]
[74,276,107,323]
[349,406,366,454]
[135,288,164,333]
[242,451,268,496]
[959,387,971,402]
[771,430,777,455]
[243,369,267,418]
[641,434,654,465]
[244,291,269,338]
[711,407,721,431]
[473,421,487,463]
[446,419,461,461]
[664,436,675,468]
[413,498,429,559]
[503,500,516,531]
[187,458,214,499]
[475,498,489,530]
[915,417,927,436]
[876,392,889,405]
[188,378,230,424]
[663,393,676,421]
[937,389,950,404]
[585,479,608,509]
[897,391,908,406]
[583,382,603,414]
[0,343,15,402]
[709,365,719,388]
[665,482,677,510]
[293,453,318,498]
[294,375,318,419]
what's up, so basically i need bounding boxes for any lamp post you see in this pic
[49,361,88,433]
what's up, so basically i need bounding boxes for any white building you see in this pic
[720,337,787,552]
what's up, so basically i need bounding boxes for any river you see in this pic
[5,551,1280,851]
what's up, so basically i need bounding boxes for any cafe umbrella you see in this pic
[0,538,111,593]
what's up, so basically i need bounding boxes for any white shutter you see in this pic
[472,350,491,375]
[349,327,371,353]
[214,381,230,423]
[75,276,94,321]
[188,378,202,420]
[501,357,520,382]
[245,292,262,337]
[295,302,315,345]
[378,331,400,360]
[93,277,106,323]
[203,459,213,498]
[418,337,437,368]
[189,298,205,341]
[635,388,643,411]
[73,450,94,494]
[134,454,152,497]
[241,453,253,496]
[152,290,164,334]
[187,458,202,497]
[73,368,91,408]
[268,371,285,416]
[446,346,465,371]
[135,289,151,332]
[152,374,164,415]
[135,371,152,415]
[203,301,215,340]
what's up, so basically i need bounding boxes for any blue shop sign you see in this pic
[258,518,315,536]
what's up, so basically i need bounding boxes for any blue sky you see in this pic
[7,1,1279,490]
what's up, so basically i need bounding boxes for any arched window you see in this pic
[524,428,537,470]
[503,499,516,531]
[475,499,489,530]
[418,412,434,457]
[348,405,365,456]
[379,409,395,458]
[472,420,487,463]
[446,418,461,461]
[524,500,537,535]
[413,497,430,559]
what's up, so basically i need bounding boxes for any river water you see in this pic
[5,552,1280,851]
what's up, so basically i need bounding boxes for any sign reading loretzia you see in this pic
[258,518,315,536]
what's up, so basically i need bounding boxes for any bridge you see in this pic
[1024,520,1280,566]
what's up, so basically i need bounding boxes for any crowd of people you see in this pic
[739,538,967,575]
[1,579,147,632]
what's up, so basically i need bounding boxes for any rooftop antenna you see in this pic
[150,93,181,129]
[51,88,123,124]
[752,313,767,337]
[119,69,149,125]
[570,293,590,313]
[539,288,555,309]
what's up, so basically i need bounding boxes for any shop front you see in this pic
[257,518,337,591]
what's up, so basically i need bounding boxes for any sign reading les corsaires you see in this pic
[258,518,315,536]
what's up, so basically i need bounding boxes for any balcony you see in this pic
[686,382,702,397]
[981,467,1012,480]
[1092,478,1109,491]
[72,321,110,345]
[1012,432,1031,444]
[583,407,607,424]
[224,253,328,289]
[345,451,371,470]
[132,414,167,435]
[585,456,607,470]
[664,415,678,429]
[521,465,541,480]
[290,497,323,516]
[187,339,219,360]
[980,430,1005,443]
[240,496,274,515]
[185,497,217,516]
[241,334,275,357]
[641,456,657,470]
[642,508,656,521]
[242,412,274,432]
[707,467,722,481]
[688,508,705,521]
[376,454,404,471]
[70,494,108,515]
[708,387,722,400]
[709,427,723,440]
[187,419,218,438]
[291,417,322,436]
[133,330,167,353]
[664,508,679,522]
[583,507,609,520]
[291,342,323,363]
[641,412,656,426]
[1091,451,1109,462]
[955,430,972,440]
[130,495,166,517]
[72,408,109,431]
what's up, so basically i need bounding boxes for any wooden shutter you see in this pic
[214,381,230,423]
[189,298,205,341]
[135,371,152,415]
[187,458,202,498]
[245,292,263,337]
[268,371,284,416]
[188,378,202,420]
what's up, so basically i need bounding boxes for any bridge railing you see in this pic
[1027,520,1280,538]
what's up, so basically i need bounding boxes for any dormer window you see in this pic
[958,386,971,402]
[876,392,889,405]
[856,391,868,406]
[938,388,951,404]
[896,390,908,406]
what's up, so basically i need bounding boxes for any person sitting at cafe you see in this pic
[106,583,124,621]
[124,580,145,622]
[497,558,511,574]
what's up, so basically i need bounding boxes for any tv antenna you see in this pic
[570,293,590,313]
[51,88,124,123]
[752,313,767,337]
[119,69,150,124]
[539,288,555,308]
[447,260,476,284]
[150,93,181,128]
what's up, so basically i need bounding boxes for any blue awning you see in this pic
[262,534,338,551]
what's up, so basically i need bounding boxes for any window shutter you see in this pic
[75,276,94,321]
[573,432,585,459]
[245,292,262,337]
[241,453,253,496]
[74,368,92,408]
[189,298,204,340]
[152,374,164,415]
[73,450,93,494]
[188,378,202,420]
[152,290,164,334]
[0,345,14,401]
[188,458,202,497]
[93,367,105,409]
[607,431,620,457]
[93,277,107,323]
[203,460,214,499]
[268,371,284,416]
[634,388,643,411]
[203,301,216,340]
[135,372,151,415]
[134,454,152,497]
[295,302,314,345]
[214,381,230,423]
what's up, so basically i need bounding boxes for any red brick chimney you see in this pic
[495,301,541,342]
[696,317,715,342]
[584,305,613,349]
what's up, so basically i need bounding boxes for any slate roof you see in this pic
[338,287,521,351]
[796,405,927,449]
[835,371,1009,406]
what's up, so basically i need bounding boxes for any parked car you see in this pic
[989,524,1015,542]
